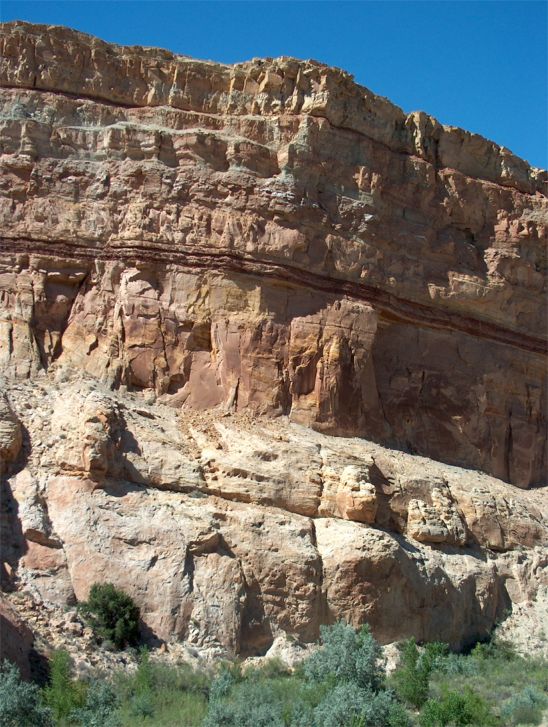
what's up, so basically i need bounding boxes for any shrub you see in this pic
[0,660,52,727]
[304,622,384,692]
[312,681,374,727]
[393,639,448,709]
[471,638,516,662]
[203,623,410,727]
[80,583,140,650]
[313,683,411,727]
[208,664,241,702]
[423,642,450,665]
[435,653,479,677]
[419,687,499,727]
[203,677,286,727]
[501,685,547,726]
[70,679,120,727]
[128,648,154,718]
[393,639,428,708]
[43,650,86,722]
[386,699,414,727]
[114,653,209,726]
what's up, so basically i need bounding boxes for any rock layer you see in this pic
[2,376,547,655]
[0,22,546,485]
[0,23,547,659]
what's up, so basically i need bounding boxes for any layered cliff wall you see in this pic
[0,22,547,660]
[0,21,546,486]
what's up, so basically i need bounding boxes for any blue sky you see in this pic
[2,1,546,168]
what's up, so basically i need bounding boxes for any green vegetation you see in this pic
[393,639,448,709]
[43,650,86,724]
[115,648,209,726]
[1,619,547,726]
[0,660,52,727]
[79,582,140,650]
[501,686,548,726]
[202,624,409,727]
[70,680,120,727]
[419,687,498,726]
[421,638,548,726]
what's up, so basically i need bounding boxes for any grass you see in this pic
[114,653,209,727]
[3,626,547,726]
[425,641,548,725]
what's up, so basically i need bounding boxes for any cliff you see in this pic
[0,22,546,661]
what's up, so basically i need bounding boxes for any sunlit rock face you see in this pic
[3,378,547,654]
[0,22,546,660]
[0,21,546,486]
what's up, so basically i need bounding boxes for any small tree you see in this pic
[393,639,448,709]
[43,650,86,722]
[80,583,140,650]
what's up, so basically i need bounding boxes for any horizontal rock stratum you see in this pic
[0,22,546,661]
[1,21,547,485]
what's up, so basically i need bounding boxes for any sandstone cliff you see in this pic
[2,374,547,657]
[0,22,546,661]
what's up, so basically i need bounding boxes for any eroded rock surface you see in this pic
[0,22,546,485]
[0,594,34,679]
[0,23,546,662]
[1,376,546,655]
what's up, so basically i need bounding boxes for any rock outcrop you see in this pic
[0,22,546,661]
[2,376,547,655]
[0,21,546,486]
[0,594,34,679]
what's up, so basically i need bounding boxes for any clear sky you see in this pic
[2,1,547,168]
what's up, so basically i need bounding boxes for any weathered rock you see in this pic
[2,378,546,655]
[0,22,545,486]
[333,466,378,524]
[0,392,22,473]
[407,499,453,544]
[0,594,34,679]
[0,22,546,660]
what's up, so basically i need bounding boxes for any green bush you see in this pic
[471,638,516,662]
[203,623,409,727]
[312,682,376,727]
[393,639,448,709]
[420,687,499,727]
[304,622,384,691]
[80,583,140,650]
[208,663,242,702]
[203,676,286,727]
[43,650,86,723]
[0,660,52,727]
[435,653,479,677]
[70,679,120,727]
[128,649,154,718]
[313,683,411,727]
[393,639,428,708]
[500,685,547,726]
[115,651,209,726]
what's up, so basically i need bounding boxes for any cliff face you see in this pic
[2,376,547,656]
[1,21,546,486]
[0,22,547,660]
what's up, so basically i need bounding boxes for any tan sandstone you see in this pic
[0,23,546,663]
[1,376,546,656]
[0,22,546,486]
